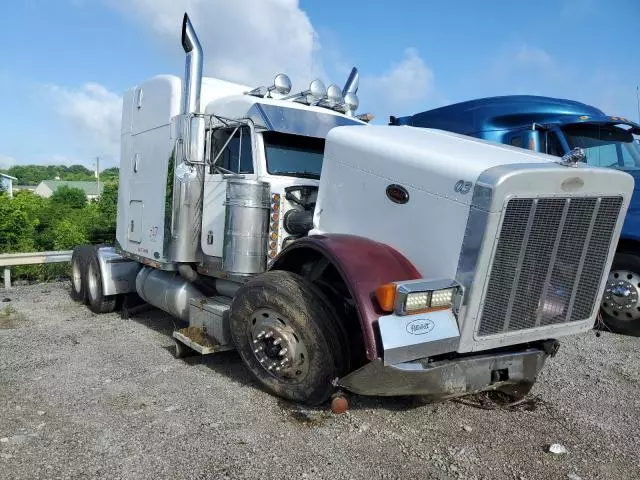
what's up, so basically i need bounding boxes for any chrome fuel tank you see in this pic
[222,179,270,275]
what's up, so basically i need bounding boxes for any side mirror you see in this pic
[186,115,206,164]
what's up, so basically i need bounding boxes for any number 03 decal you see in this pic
[454,180,473,195]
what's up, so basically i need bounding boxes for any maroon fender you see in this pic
[271,234,422,360]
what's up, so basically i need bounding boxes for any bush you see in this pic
[0,182,119,281]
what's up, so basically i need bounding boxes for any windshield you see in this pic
[263,131,325,179]
[561,124,640,170]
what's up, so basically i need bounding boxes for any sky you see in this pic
[0,0,638,170]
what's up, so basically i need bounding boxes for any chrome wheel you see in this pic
[87,261,100,303]
[601,269,640,322]
[72,260,82,293]
[249,308,309,379]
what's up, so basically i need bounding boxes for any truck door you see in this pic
[201,126,255,258]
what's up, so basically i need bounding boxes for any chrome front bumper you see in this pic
[337,348,547,398]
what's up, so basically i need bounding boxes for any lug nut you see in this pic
[273,338,282,346]
[265,331,273,339]
[279,347,288,357]
[257,331,265,339]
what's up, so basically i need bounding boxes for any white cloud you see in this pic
[513,45,554,67]
[107,0,438,122]
[0,154,17,170]
[43,0,437,162]
[107,0,321,88]
[46,82,122,163]
[35,154,85,167]
[361,48,435,119]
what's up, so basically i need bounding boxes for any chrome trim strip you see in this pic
[502,199,538,332]
[565,197,601,322]
[535,199,571,327]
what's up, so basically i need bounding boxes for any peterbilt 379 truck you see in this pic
[71,15,633,405]
[391,96,640,336]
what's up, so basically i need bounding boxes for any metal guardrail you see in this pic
[0,250,73,290]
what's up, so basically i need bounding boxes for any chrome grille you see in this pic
[478,196,622,336]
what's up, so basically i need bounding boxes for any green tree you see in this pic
[6,164,100,185]
[50,186,87,209]
[52,219,89,250]
[101,168,120,182]
[0,194,37,253]
[88,183,118,244]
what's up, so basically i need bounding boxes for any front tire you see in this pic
[230,270,347,405]
[86,251,118,314]
[600,251,640,336]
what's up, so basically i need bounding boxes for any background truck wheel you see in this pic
[230,270,348,405]
[70,246,92,303]
[600,251,640,336]
[86,251,118,314]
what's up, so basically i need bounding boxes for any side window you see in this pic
[510,136,522,148]
[210,126,254,174]
[545,132,563,157]
[620,144,636,168]
[583,143,618,168]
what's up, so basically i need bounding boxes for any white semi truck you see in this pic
[71,14,633,405]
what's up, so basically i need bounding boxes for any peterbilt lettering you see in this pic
[70,12,634,407]
[406,319,435,335]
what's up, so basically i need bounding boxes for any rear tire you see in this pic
[600,251,640,336]
[230,270,347,405]
[70,246,92,303]
[86,251,118,314]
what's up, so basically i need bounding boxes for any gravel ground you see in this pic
[0,282,638,480]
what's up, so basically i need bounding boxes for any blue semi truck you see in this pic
[391,95,640,335]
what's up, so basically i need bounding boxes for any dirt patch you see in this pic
[0,305,20,328]
[178,326,215,348]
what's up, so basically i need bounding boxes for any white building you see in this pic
[34,180,104,201]
[0,173,17,198]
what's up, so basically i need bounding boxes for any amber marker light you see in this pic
[375,283,396,312]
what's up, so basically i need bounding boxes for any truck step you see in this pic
[173,326,234,357]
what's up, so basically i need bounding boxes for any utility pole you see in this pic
[96,156,100,199]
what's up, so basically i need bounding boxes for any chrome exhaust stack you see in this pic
[181,13,203,115]
[168,13,205,263]
[342,67,359,97]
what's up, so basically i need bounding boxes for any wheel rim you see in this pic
[87,261,99,302]
[72,259,82,293]
[249,308,309,379]
[602,269,640,322]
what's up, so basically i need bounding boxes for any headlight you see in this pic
[430,288,456,308]
[404,292,430,312]
[376,279,459,315]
